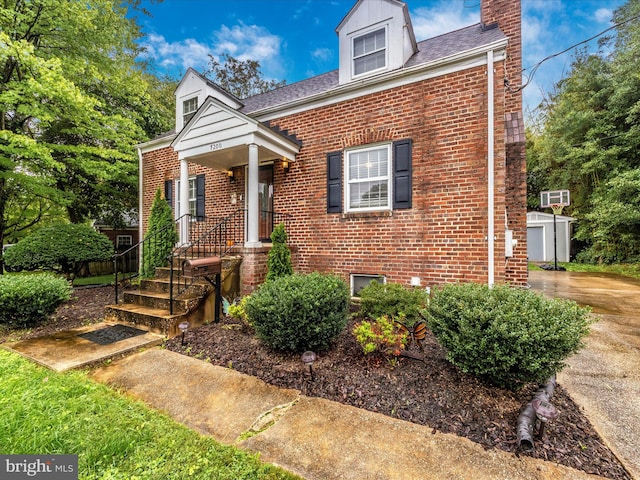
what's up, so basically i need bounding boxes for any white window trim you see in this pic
[351,274,386,296]
[344,143,393,213]
[116,235,133,248]
[176,176,197,220]
[182,97,198,125]
[351,24,388,79]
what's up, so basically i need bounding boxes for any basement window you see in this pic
[351,274,386,296]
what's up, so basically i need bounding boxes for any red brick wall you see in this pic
[264,65,518,289]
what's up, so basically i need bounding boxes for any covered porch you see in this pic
[171,96,301,247]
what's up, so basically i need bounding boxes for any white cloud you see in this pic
[311,47,332,62]
[411,1,478,41]
[139,22,284,80]
[212,23,282,63]
[140,33,211,75]
[594,8,613,24]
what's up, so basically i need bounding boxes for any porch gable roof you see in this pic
[171,96,301,170]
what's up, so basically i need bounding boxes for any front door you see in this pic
[258,165,274,241]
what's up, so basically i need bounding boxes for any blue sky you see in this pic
[132,0,625,119]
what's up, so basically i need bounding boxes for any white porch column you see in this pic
[179,157,190,245]
[245,143,261,247]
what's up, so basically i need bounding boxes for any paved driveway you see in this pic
[529,270,640,480]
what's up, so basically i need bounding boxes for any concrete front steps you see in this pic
[104,256,241,338]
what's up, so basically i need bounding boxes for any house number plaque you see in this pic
[210,142,223,151]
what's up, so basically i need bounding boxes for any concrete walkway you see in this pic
[529,270,640,480]
[90,347,602,480]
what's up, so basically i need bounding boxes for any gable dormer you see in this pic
[336,0,417,85]
[174,68,243,132]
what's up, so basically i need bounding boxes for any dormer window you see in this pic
[183,97,198,125]
[353,27,386,76]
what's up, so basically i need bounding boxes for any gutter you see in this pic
[487,50,495,286]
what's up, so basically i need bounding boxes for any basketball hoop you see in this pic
[550,204,564,215]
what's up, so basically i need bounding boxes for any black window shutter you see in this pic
[327,151,342,213]
[393,139,412,209]
[196,174,205,220]
[164,180,173,212]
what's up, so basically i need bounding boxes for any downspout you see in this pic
[487,50,495,286]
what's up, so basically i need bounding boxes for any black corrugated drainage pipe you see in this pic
[517,374,557,451]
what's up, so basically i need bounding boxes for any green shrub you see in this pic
[266,222,293,282]
[358,281,429,325]
[424,283,593,390]
[3,224,113,278]
[245,272,349,352]
[352,314,408,356]
[226,295,253,331]
[0,273,72,327]
[141,188,178,278]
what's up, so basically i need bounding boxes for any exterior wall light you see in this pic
[227,169,235,181]
[282,159,290,173]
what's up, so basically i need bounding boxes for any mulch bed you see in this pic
[0,286,631,480]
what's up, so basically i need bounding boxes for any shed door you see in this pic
[527,226,544,262]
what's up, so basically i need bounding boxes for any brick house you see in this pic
[137,0,527,296]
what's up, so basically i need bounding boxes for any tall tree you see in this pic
[206,53,286,99]
[528,0,640,263]
[0,0,173,270]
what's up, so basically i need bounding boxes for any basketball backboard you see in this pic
[540,190,570,208]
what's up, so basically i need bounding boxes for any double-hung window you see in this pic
[346,144,391,212]
[353,27,386,76]
[183,97,198,125]
[176,177,197,218]
[327,139,412,214]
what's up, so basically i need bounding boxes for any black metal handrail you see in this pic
[169,209,246,314]
[113,214,189,303]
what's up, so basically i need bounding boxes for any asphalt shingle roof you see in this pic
[240,23,506,115]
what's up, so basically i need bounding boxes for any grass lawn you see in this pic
[529,262,640,279]
[0,349,300,480]
[72,274,115,286]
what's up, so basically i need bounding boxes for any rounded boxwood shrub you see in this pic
[244,272,350,352]
[4,223,113,278]
[358,281,429,326]
[0,273,72,327]
[424,283,593,390]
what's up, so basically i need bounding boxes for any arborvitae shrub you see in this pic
[245,272,349,352]
[358,281,429,326]
[140,188,178,278]
[424,283,594,390]
[0,273,72,327]
[266,222,293,282]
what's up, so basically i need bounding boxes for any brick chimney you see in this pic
[482,0,526,285]
[481,0,522,114]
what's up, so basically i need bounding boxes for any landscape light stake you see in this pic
[532,398,558,440]
[178,321,189,347]
[301,351,317,381]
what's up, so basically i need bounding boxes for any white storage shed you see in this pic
[527,211,575,263]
